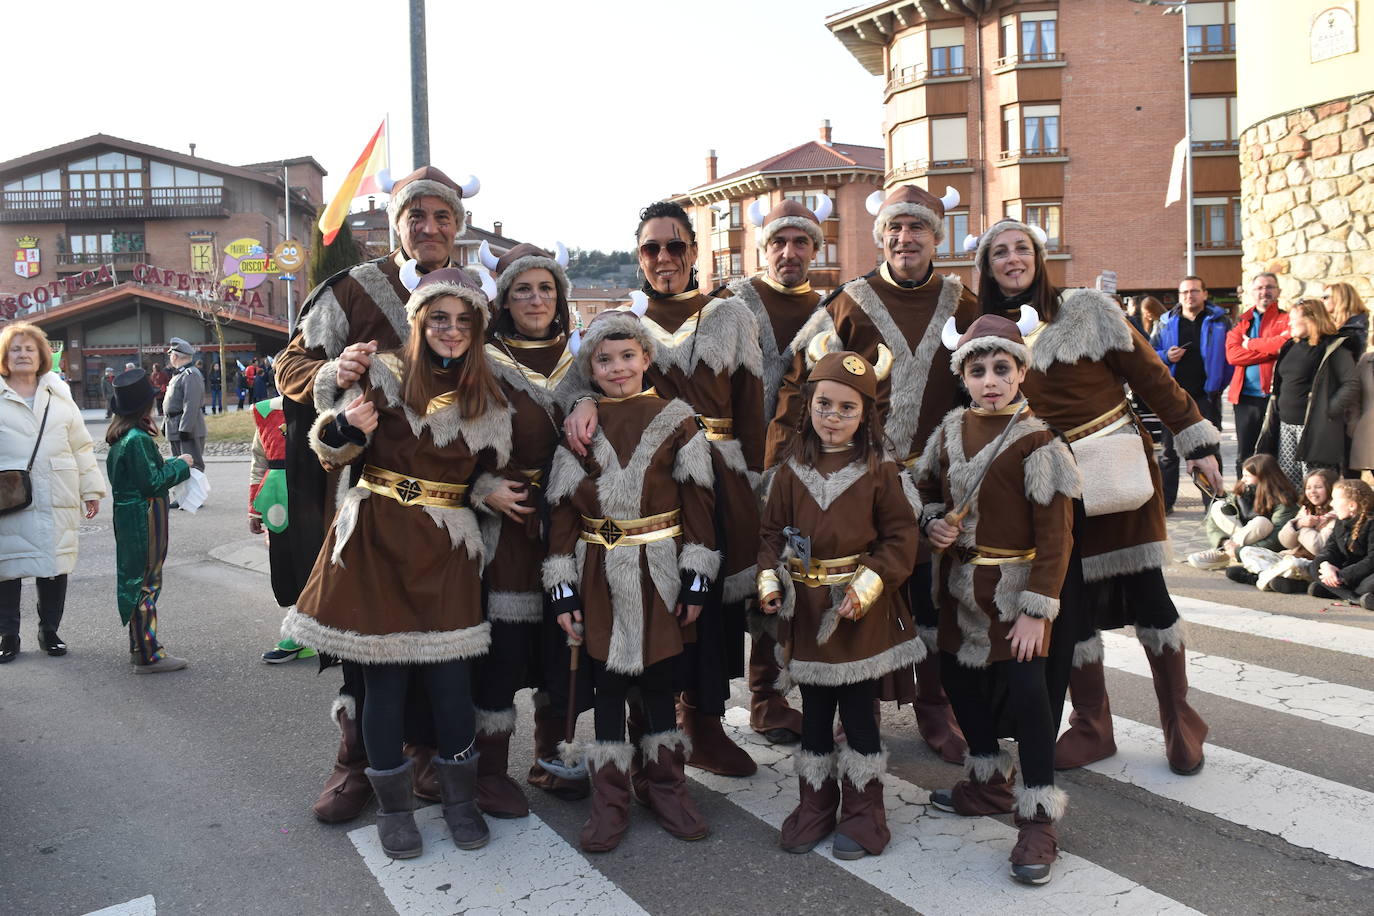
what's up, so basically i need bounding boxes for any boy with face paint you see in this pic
[913,313,1081,887]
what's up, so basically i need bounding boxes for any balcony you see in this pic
[996,147,1069,166]
[887,158,974,183]
[0,186,230,223]
[885,63,971,95]
[1195,239,1241,254]
[1191,139,1240,154]
[56,251,150,269]
[992,51,1066,72]
[1188,40,1235,57]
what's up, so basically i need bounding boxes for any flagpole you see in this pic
[387,111,396,252]
[284,160,296,332]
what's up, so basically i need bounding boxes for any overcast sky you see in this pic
[5,0,883,251]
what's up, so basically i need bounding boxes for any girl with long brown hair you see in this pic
[1188,453,1298,572]
[1309,479,1374,609]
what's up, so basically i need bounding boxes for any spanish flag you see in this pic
[318,120,392,246]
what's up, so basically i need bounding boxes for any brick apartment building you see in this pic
[825,0,1241,301]
[670,122,885,296]
[0,134,322,405]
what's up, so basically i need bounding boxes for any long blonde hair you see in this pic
[1324,282,1366,327]
[1290,299,1337,346]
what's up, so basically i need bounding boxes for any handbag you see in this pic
[1068,404,1155,517]
[0,395,52,516]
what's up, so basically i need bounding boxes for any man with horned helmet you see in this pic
[770,183,980,764]
[273,165,481,824]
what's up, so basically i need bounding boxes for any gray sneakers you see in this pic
[134,654,189,674]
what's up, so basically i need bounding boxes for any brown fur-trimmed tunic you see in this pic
[543,392,720,674]
[721,276,822,430]
[914,407,1080,667]
[281,352,511,664]
[758,451,922,686]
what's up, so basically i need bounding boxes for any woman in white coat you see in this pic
[0,322,106,662]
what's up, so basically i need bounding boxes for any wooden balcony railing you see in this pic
[56,251,150,267]
[0,186,230,222]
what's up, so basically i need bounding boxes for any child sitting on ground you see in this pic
[1230,467,1337,593]
[1187,454,1297,572]
[1307,479,1374,610]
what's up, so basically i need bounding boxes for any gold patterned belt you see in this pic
[360,465,469,508]
[787,553,863,587]
[1063,400,1133,443]
[902,452,922,469]
[696,415,735,441]
[949,545,1037,566]
[580,509,682,549]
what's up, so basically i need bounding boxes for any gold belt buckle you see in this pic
[598,518,625,548]
[394,478,423,504]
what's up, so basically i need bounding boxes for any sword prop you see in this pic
[942,401,1029,530]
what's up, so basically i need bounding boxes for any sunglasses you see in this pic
[639,239,690,259]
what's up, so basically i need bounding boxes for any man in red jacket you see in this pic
[1225,272,1290,478]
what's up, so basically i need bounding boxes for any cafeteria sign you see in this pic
[222,237,280,292]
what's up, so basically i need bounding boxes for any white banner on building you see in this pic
[1165,137,1188,207]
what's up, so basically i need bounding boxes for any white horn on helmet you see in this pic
[457,175,480,199]
[479,270,497,301]
[478,240,500,272]
[865,190,885,215]
[568,329,582,355]
[1015,305,1041,336]
[399,258,422,291]
[939,186,960,210]
[747,199,767,228]
[629,290,649,316]
[1029,224,1049,246]
[940,316,962,351]
[554,241,569,267]
[962,233,980,253]
[812,194,833,223]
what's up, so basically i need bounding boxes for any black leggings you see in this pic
[592,657,677,742]
[473,620,534,714]
[361,661,475,770]
[799,679,881,756]
[0,575,67,637]
[941,652,1054,790]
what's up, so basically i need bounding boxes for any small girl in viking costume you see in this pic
[915,313,1080,886]
[282,268,511,860]
[543,309,720,853]
[757,351,921,861]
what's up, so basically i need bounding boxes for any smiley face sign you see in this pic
[273,240,306,273]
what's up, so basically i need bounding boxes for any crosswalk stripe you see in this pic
[1175,594,1374,659]
[80,898,156,916]
[1099,630,1374,737]
[1067,715,1374,869]
[349,806,648,916]
[691,708,1201,915]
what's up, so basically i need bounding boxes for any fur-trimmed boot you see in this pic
[678,692,757,777]
[748,634,802,743]
[1054,638,1118,770]
[580,741,635,853]
[364,758,422,859]
[833,746,890,860]
[640,730,709,841]
[1139,626,1208,775]
[1010,784,1067,886]
[929,749,1016,816]
[779,749,839,854]
[405,743,440,803]
[434,752,490,850]
[914,652,968,764]
[474,707,528,818]
[527,697,590,800]
[313,696,375,823]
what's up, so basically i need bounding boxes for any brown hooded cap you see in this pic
[807,350,877,400]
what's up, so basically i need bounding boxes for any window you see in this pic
[931,117,969,166]
[1193,197,1241,249]
[784,190,834,216]
[1190,96,1238,150]
[1187,2,1236,54]
[67,152,146,207]
[1000,11,1057,64]
[891,120,930,173]
[928,27,965,77]
[1023,105,1061,155]
[729,201,742,229]
[889,31,926,85]
[821,242,839,266]
[1024,203,1062,250]
[936,212,971,259]
[712,251,742,280]
[1002,106,1017,157]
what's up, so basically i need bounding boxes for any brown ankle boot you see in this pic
[1054,639,1118,770]
[678,693,757,776]
[1140,627,1208,775]
[640,730,709,840]
[1010,784,1066,885]
[929,750,1016,816]
[405,743,440,803]
[527,701,590,800]
[313,697,374,823]
[474,708,529,818]
[914,653,967,764]
[748,634,802,743]
[833,746,890,859]
[779,750,839,853]
[580,742,635,853]
[626,697,651,804]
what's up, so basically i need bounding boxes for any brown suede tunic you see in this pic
[545,392,718,674]
[757,450,922,685]
[283,353,509,664]
[914,407,1078,667]
[720,275,822,428]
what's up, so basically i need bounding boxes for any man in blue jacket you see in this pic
[1153,276,1230,511]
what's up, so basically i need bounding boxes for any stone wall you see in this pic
[1241,91,1374,302]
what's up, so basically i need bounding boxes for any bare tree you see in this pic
[189,257,238,411]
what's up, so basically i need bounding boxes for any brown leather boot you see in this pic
[914,653,967,764]
[474,707,529,818]
[929,750,1016,816]
[678,693,757,777]
[580,742,635,853]
[779,750,839,853]
[639,730,710,840]
[748,634,802,743]
[1010,784,1066,885]
[405,743,440,803]
[833,746,890,859]
[626,697,651,804]
[527,700,590,800]
[313,697,374,823]
[1140,628,1208,775]
[1054,638,1118,770]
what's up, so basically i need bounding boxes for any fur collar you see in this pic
[784,457,871,511]
[369,353,513,465]
[643,296,764,379]
[728,277,797,420]
[484,341,574,417]
[591,399,695,519]
[939,407,1047,549]
[1030,288,1135,372]
[349,261,410,343]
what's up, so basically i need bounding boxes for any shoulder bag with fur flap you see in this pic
[0,394,51,515]
[1071,424,1154,518]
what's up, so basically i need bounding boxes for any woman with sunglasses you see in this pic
[565,201,765,778]
[469,242,591,813]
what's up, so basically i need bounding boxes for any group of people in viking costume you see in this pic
[270,165,1223,885]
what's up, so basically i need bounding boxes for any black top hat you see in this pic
[111,368,156,417]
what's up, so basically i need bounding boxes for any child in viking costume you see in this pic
[757,351,922,861]
[915,313,1080,886]
[247,395,316,664]
[281,268,511,860]
[543,310,719,853]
